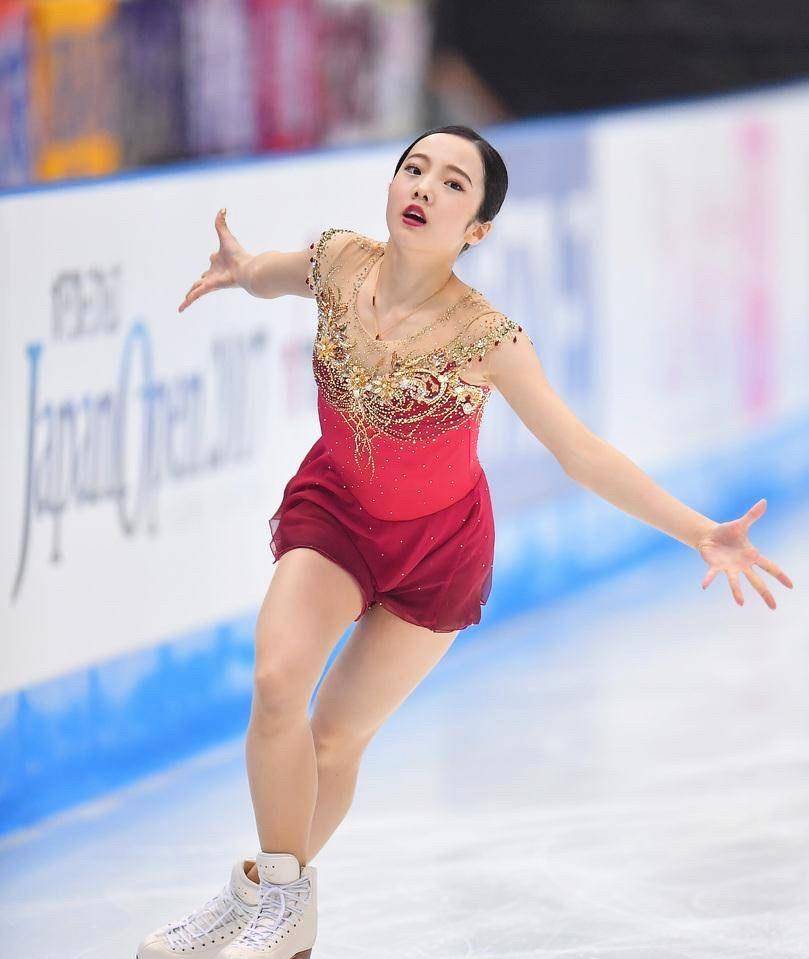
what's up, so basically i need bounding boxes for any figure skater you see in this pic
[138,125,794,959]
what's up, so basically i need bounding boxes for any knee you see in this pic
[251,661,310,727]
[311,715,373,763]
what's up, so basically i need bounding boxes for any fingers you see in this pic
[178,277,211,313]
[743,497,767,528]
[727,570,744,606]
[215,207,230,240]
[187,276,206,297]
[701,567,719,590]
[742,567,776,610]
[753,553,794,590]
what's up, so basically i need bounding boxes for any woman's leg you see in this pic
[306,603,460,861]
[245,547,366,866]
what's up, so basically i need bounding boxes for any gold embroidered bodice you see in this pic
[306,227,527,479]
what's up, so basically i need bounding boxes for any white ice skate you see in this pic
[220,852,317,959]
[136,858,260,958]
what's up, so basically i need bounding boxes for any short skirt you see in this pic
[268,436,495,632]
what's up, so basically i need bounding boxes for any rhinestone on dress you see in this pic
[308,227,529,477]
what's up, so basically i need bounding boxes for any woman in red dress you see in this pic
[143,126,794,959]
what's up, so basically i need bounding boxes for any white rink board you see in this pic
[0,149,391,693]
[3,83,809,696]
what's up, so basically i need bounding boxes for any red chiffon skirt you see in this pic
[268,437,495,632]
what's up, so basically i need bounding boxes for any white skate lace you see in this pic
[164,881,256,950]
[240,875,311,949]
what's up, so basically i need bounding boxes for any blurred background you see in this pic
[4,0,809,190]
[2,3,809,958]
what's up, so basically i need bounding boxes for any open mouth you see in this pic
[402,204,427,226]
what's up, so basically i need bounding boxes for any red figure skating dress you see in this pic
[268,228,530,632]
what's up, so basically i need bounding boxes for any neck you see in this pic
[374,238,459,318]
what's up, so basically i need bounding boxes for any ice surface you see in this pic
[2,502,807,958]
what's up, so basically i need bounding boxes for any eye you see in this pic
[403,163,463,191]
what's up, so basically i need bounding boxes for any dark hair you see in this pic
[393,125,508,255]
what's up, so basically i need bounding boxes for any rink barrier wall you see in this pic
[5,80,809,838]
[2,409,807,837]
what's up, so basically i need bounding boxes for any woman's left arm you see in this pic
[484,331,794,609]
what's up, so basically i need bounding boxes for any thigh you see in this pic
[255,547,367,697]
[310,602,460,748]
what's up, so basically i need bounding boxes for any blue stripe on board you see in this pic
[1,410,807,837]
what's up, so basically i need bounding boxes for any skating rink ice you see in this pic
[2,501,806,959]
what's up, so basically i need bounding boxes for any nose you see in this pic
[412,181,430,203]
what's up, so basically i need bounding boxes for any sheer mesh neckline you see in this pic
[349,240,483,349]
[338,236,496,378]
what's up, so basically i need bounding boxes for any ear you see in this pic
[463,220,492,249]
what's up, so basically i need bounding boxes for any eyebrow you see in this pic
[406,152,474,188]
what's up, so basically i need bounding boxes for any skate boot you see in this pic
[136,858,260,958]
[220,851,317,959]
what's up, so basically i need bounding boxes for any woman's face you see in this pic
[386,133,490,255]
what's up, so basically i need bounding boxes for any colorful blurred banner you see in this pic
[28,0,122,182]
[0,0,30,189]
[373,0,431,140]
[318,0,376,144]
[0,0,431,191]
[180,0,256,156]
[248,0,321,152]
[117,0,187,168]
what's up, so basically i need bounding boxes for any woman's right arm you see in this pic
[237,248,315,301]
[178,209,317,313]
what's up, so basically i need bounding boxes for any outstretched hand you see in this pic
[178,208,251,313]
[697,498,794,609]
